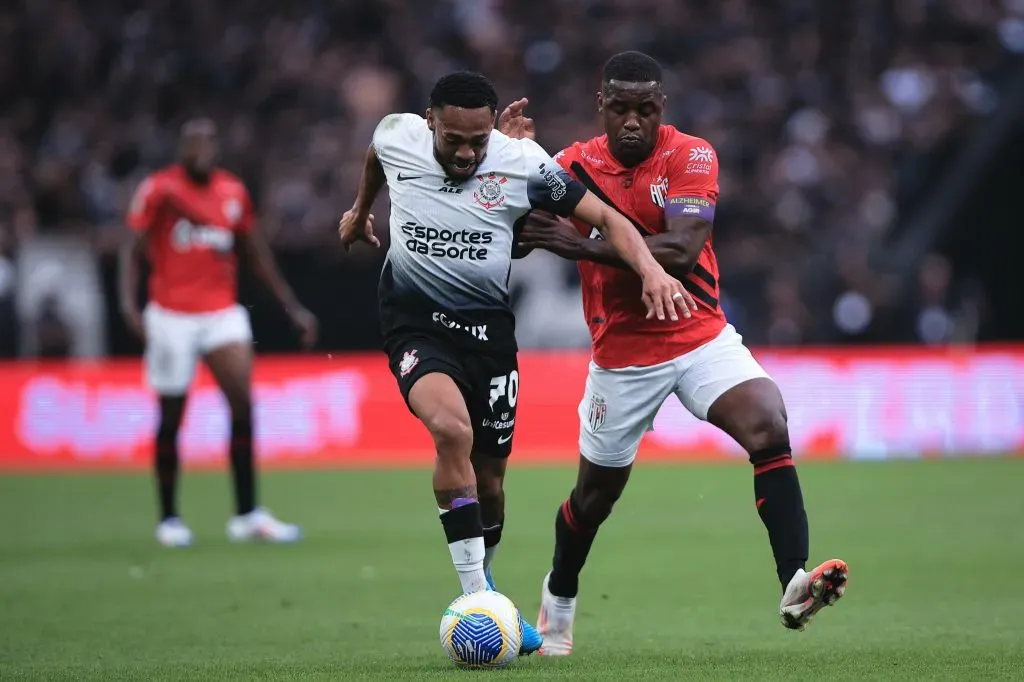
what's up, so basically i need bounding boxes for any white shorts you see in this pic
[578,324,770,468]
[143,303,252,395]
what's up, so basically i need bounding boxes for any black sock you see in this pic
[230,416,256,515]
[440,500,485,544]
[751,446,809,589]
[483,522,503,549]
[155,423,180,521]
[549,495,598,599]
[440,500,487,592]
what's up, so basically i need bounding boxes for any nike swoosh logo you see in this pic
[497,433,513,445]
[397,173,422,182]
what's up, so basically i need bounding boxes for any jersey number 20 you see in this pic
[488,371,519,411]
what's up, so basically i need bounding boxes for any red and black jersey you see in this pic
[556,125,727,369]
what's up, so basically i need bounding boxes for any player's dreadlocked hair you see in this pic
[429,71,499,112]
[602,51,663,85]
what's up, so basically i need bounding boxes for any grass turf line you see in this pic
[1,459,1022,680]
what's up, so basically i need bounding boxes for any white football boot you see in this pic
[156,517,194,548]
[780,559,849,630]
[226,507,301,543]
[537,572,576,656]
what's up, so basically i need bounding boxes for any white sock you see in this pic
[439,506,487,593]
[448,536,487,593]
[484,543,499,574]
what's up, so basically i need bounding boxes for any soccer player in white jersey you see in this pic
[338,71,696,654]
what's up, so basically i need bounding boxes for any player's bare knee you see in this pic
[742,409,790,456]
[426,411,474,458]
[216,381,251,418]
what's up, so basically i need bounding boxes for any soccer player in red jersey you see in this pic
[510,53,848,652]
[120,118,318,547]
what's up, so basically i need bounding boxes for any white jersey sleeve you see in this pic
[372,113,431,181]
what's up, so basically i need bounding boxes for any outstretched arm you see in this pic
[238,228,318,348]
[352,144,387,219]
[526,210,711,279]
[522,141,694,320]
[118,231,148,341]
[121,177,161,343]
[238,228,300,312]
[339,144,385,251]
[520,137,719,298]
[568,191,694,320]
[569,191,665,279]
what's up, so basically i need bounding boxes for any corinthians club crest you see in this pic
[398,349,420,377]
[473,172,508,210]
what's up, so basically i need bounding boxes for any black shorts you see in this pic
[384,333,518,458]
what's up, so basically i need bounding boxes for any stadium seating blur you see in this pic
[1,0,1022,357]
[3,7,1024,676]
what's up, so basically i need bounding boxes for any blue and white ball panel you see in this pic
[439,591,522,668]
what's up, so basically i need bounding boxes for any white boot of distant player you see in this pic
[156,517,194,548]
[780,559,849,630]
[537,572,576,656]
[227,507,301,543]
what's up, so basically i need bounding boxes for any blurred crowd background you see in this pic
[2,0,1023,359]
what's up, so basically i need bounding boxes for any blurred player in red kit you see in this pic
[120,118,318,547]
[507,53,848,653]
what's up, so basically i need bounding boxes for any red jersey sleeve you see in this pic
[235,186,255,234]
[215,172,255,234]
[126,175,164,232]
[664,137,719,223]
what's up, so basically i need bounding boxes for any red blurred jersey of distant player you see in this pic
[127,165,254,313]
[556,125,727,369]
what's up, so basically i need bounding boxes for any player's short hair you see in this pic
[602,51,663,85]
[429,71,499,112]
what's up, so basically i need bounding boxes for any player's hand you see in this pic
[289,307,319,349]
[640,268,696,322]
[515,210,582,258]
[338,209,381,251]
[122,307,146,344]
[497,98,535,140]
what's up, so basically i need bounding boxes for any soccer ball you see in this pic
[439,590,522,669]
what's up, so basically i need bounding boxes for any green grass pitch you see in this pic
[2,459,1023,680]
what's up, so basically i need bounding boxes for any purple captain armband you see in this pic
[665,196,716,222]
[451,497,478,509]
